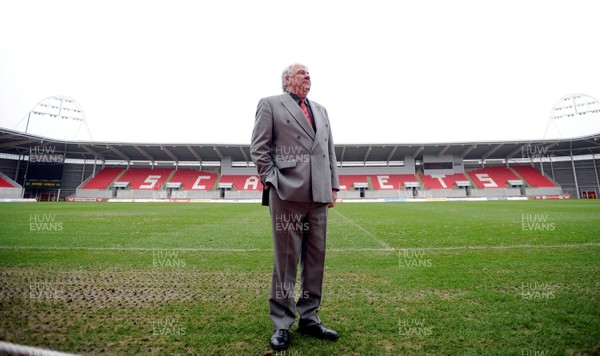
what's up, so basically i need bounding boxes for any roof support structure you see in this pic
[107,146,129,161]
[460,145,476,158]
[160,145,179,162]
[436,145,451,157]
[482,144,504,160]
[412,146,424,159]
[239,146,250,164]
[386,145,398,163]
[134,145,154,162]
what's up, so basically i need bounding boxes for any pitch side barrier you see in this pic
[60,196,571,203]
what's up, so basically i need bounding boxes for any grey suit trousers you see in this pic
[268,187,328,330]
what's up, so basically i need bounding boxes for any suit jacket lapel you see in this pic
[281,94,315,140]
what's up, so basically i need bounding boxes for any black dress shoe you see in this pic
[297,323,339,340]
[270,329,290,351]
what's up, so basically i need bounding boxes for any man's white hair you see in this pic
[281,63,308,93]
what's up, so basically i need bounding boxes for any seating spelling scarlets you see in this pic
[467,167,520,188]
[168,169,217,190]
[116,168,173,190]
[219,175,263,190]
[370,174,419,190]
[419,173,470,189]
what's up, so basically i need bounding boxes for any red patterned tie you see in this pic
[300,100,313,127]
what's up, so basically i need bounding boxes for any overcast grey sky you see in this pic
[1,0,599,144]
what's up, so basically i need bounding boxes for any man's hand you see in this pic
[328,190,338,208]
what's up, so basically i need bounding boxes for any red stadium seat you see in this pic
[0,176,14,187]
[338,175,370,191]
[512,166,556,187]
[82,167,124,189]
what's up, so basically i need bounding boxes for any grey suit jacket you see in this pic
[250,93,340,204]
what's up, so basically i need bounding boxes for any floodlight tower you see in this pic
[545,94,600,139]
[24,96,93,141]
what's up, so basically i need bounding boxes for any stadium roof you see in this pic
[1,127,599,164]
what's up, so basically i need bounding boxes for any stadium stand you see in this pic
[4,125,593,200]
[512,165,557,187]
[419,173,470,189]
[218,175,263,190]
[114,168,173,190]
[81,167,124,189]
[467,167,521,189]
[168,169,217,190]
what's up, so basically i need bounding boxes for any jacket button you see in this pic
[297,135,301,139]
[323,154,326,157]
[286,120,290,124]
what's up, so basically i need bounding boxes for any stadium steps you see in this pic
[367,176,374,190]
[163,169,177,189]
[414,174,424,188]
[213,175,222,191]
[463,173,478,189]
[111,169,127,187]
[508,167,530,187]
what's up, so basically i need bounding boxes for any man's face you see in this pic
[285,65,311,98]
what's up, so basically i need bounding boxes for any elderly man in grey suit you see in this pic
[250,63,340,351]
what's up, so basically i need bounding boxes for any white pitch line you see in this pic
[2,242,598,253]
[330,208,393,250]
[0,341,80,356]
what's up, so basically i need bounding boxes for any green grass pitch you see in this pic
[0,200,599,355]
